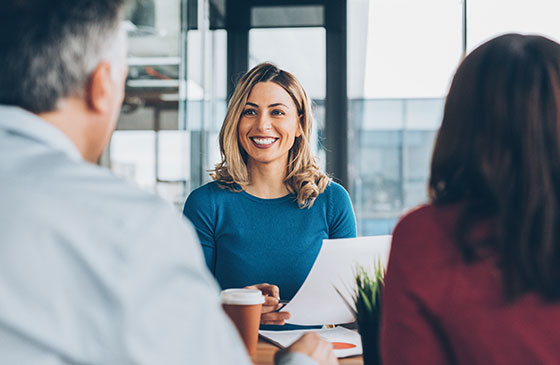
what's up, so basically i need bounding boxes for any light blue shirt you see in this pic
[0,106,315,365]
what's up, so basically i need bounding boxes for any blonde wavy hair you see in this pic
[211,62,331,208]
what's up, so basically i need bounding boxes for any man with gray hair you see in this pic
[0,1,337,364]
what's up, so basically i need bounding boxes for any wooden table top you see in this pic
[254,339,363,365]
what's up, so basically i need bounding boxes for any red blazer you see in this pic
[381,204,560,364]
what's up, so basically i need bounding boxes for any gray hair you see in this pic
[0,0,127,113]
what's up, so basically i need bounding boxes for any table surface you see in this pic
[254,339,363,365]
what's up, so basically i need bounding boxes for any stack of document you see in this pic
[259,327,362,358]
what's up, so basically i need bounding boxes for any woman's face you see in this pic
[237,81,301,170]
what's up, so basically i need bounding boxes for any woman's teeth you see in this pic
[251,137,276,145]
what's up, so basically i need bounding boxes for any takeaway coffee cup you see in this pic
[221,288,265,357]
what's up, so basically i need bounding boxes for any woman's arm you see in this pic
[182,188,217,273]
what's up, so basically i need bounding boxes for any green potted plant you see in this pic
[339,262,385,365]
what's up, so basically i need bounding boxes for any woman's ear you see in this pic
[296,114,303,137]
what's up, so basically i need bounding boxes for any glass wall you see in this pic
[107,0,560,233]
[186,24,228,190]
[108,0,228,208]
[349,0,463,235]
[110,0,188,208]
[350,0,560,236]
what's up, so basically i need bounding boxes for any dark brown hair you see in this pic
[430,33,560,301]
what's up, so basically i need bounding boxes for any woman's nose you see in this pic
[256,113,272,131]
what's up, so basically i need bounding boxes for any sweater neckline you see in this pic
[239,189,295,204]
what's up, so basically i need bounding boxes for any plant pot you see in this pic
[358,320,381,365]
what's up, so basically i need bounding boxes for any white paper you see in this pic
[259,326,362,358]
[282,235,391,325]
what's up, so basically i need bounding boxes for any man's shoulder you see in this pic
[53,157,163,205]
[3,152,176,233]
[0,151,198,270]
[68,163,177,225]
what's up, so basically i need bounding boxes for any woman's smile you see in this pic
[250,136,279,148]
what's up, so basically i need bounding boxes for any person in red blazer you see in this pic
[381,33,560,364]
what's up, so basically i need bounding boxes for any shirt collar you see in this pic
[0,105,83,162]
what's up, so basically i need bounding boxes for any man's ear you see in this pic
[85,61,113,113]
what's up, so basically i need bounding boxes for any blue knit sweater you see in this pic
[183,181,357,300]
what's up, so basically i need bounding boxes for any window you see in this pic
[348,0,463,234]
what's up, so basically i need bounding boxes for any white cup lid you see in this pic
[221,289,265,305]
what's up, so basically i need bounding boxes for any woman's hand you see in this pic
[245,283,290,325]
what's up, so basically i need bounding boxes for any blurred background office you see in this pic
[105,0,560,235]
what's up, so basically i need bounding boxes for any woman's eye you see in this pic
[271,110,285,116]
[243,109,257,116]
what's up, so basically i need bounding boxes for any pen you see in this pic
[274,300,289,312]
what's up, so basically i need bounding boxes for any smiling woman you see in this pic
[212,62,330,208]
[237,82,302,188]
[182,63,357,327]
